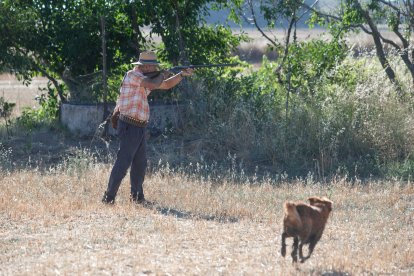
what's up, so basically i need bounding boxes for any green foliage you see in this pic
[1,0,245,109]
[284,39,347,96]
[260,0,303,21]
[0,0,138,103]
[158,24,246,65]
[386,157,414,181]
[0,97,15,120]
[181,51,414,179]
[340,0,364,27]
[312,0,414,86]
[36,82,61,118]
[144,0,238,63]
[16,82,59,130]
[0,97,16,138]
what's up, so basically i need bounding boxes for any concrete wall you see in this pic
[60,103,184,136]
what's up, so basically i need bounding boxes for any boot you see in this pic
[102,191,115,204]
[130,193,145,204]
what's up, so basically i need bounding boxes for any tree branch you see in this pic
[297,0,319,22]
[275,17,296,84]
[378,0,399,9]
[353,1,397,84]
[246,0,278,48]
[128,3,143,56]
[15,46,67,102]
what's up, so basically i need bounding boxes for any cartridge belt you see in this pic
[119,114,148,128]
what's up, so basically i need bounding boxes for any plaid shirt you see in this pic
[115,67,151,121]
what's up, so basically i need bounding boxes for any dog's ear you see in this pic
[284,201,296,210]
[322,199,333,211]
[308,197,333,211]
[308,197,321,205]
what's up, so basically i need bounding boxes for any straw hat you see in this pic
[131,51,160,65]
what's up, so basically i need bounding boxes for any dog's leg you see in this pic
[291,236,299,263]
[281,232,287,257]
[298,241,305,261]
[300,237,319,263]
[307,239,318,257]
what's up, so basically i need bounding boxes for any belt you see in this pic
[119,114,148,128]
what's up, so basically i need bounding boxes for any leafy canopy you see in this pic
[0,0,245,103]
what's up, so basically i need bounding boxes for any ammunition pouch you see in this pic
[111,110,120,129]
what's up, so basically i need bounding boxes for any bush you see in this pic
[0,97,16,138]
[179,50,414,179]
[16,82,59,130]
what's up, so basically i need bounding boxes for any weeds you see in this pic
[0,142,13,171]
[177,52,414,179]
[0,96,15,138]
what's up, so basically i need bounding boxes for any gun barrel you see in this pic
[170,63,238,71]
[189,63,238,68]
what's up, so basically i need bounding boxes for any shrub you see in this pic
[16,82,59,130]
[180,51,414,179]
[0,97,16,138]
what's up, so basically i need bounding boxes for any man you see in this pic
[102,51,193,204]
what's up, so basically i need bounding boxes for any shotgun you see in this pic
[144,63,238,78]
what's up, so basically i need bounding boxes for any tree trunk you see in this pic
[101,16,110,136]
[129,4,142,56]
[356,2,397,84]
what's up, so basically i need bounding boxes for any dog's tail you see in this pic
[283,202,302,229]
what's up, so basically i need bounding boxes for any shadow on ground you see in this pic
[141,200,239,223]
[320,271,351,276]
[0,125,119,171]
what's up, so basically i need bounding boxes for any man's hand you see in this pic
[180,68,194,77]
[157,68,194,90]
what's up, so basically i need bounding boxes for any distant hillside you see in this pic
[204,0,339,29]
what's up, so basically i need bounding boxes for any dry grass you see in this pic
[1,163,413,275]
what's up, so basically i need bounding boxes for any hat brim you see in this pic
[132,60,160,65]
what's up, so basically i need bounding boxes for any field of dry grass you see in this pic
[1,162,413,275]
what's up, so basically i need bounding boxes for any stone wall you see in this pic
[60,103,184,136]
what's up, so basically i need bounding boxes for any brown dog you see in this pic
[281,196,333,263]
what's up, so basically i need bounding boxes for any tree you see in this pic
[0,0,141,103]
[234,0,346,117]
[139,0,243,65]
[307,0,414,88]
[0,0,244,104]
